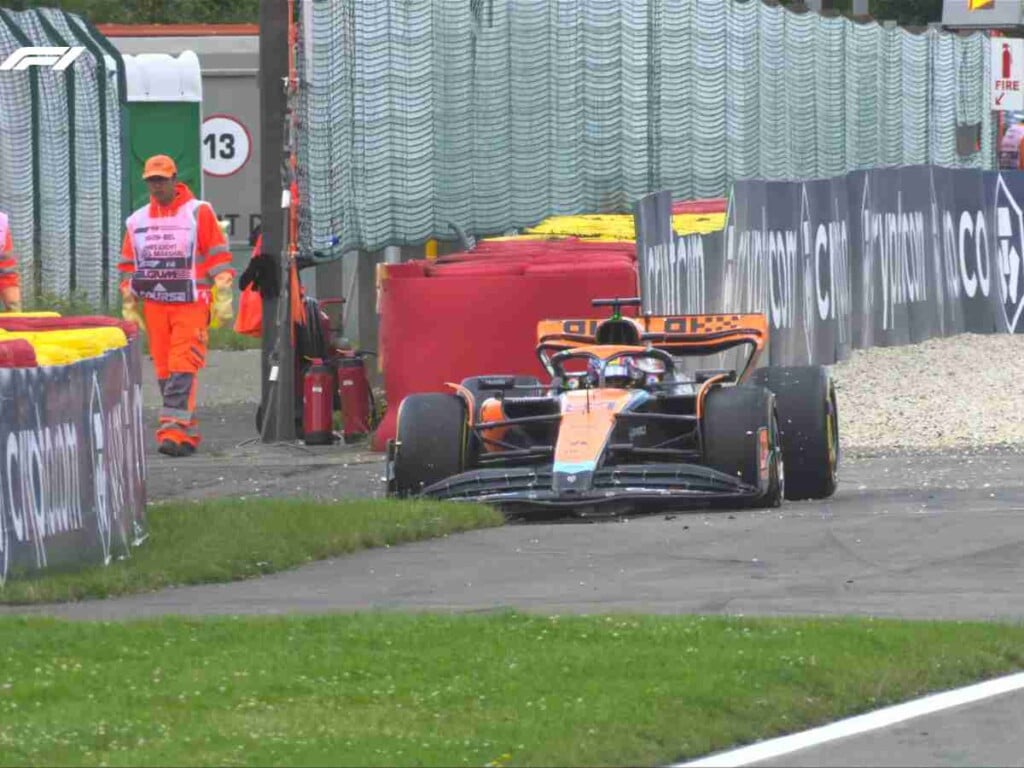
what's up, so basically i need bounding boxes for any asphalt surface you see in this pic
[143,403,384,503]
[8,448,1024,624]
[10,357,1024,767]
[756,690,1024,767]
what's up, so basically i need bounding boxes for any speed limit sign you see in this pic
[201,114,252,177]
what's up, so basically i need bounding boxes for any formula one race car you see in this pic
[386,298,838,517]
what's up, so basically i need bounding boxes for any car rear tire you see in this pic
[703,386,783,508]
[751,365,838,500]
[392,393,471,497]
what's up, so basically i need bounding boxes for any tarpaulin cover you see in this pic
[507,211,726,241]
[374,244,638,449]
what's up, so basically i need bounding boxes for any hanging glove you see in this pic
[119,282,145,332]
[238,255,261,292]
[211,272,235,328]
[259,254,281,299]
[0,285,22,313]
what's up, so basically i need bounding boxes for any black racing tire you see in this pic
[392,393,471,497]
[703,385,783,508]
[751,365,839,500]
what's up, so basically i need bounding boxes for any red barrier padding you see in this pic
[373,260,638,450]
[425,261,526,277]
[523,259,634,275]
[0,315,140,341]
[672,198,728,214]
[0,339,38,368]
[385,262,429,278]
[435,239,636,264]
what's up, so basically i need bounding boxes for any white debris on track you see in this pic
[830,333,1024,455]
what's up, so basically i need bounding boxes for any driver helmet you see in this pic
[635,356,666,387]
[602,355,643,388]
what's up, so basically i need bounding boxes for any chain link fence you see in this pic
[299,0,992,256]
[0,6,123,310]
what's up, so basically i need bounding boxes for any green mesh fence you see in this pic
[0,7,122,309]
[0,10,35,293]
[300,0,991,255]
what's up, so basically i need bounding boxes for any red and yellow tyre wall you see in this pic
[0,312,147,584]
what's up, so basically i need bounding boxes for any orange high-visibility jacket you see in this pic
[118,182,234,303]
[0,210,18,289]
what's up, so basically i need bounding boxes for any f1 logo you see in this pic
[995,174,1024,333]
[0,46,85,72]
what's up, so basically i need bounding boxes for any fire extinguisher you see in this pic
[302,359,335,445]
[335,354,373,439]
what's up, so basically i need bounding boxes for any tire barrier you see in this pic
[637,166,1024,369]
[0,315,146,586]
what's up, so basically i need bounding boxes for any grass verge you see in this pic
[0,499,503,604]
[0,612,1022,766]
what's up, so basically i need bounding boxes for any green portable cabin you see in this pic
[122,51,203,213]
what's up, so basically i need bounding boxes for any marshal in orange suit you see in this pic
[118,155,236,457]
[0,207,21,312]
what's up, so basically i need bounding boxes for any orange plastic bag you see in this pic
[234,284,263,337]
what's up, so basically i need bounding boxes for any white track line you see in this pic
[675,670,1024,767]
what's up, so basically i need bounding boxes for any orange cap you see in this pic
[142,154,177,179]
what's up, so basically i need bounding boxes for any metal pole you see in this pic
[258,0,296,442]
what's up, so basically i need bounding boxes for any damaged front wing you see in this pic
[408,462,761,513]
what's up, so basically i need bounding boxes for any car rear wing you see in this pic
[536,313,768,380]
[538,314,767,349]
[641,314,768,354]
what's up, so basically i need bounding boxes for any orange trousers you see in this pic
[143,299,209,448]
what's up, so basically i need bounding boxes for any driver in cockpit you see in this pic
[587,355,667,389]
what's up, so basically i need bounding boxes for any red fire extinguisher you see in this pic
[335,354,373,439]
[302,359,335,445]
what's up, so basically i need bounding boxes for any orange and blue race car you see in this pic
[385,298,839,518]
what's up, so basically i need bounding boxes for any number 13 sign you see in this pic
[201,114,252,177]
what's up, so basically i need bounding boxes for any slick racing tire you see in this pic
[392,393,471,497]
[751,365,838,501]
[703,386,783,508]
